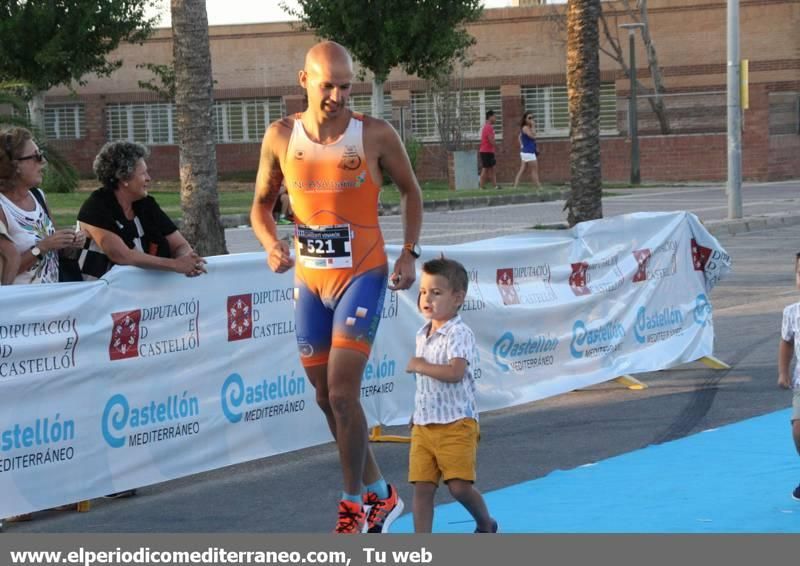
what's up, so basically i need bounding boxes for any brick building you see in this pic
[40,0,800,183]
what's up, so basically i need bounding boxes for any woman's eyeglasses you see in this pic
[17,151,46,163]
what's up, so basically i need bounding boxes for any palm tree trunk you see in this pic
[171,0,228,255]
[566,0,603,226]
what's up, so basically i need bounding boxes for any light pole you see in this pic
[620,22,645,185]
[727,0,743,218]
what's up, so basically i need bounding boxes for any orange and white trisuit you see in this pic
[283,112,387,367]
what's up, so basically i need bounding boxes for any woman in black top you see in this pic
[78,141,206,280]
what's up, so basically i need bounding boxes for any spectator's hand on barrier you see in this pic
[778,373,792,390]
[268,240,294,273]
[175,252,207,277]
[389,253,416,291]
[39,229,80,252]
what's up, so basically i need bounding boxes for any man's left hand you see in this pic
[389,252,416,290]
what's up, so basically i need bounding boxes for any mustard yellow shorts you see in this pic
[408,418,479,484]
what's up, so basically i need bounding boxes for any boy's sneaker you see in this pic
[792,484,800,501]
[334,500,365,534]
[474,518,499,533]
[363,484,404,533]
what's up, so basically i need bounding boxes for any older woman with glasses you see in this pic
[0,126,86,284]
[76,140,205,281]
[512,112,543,190]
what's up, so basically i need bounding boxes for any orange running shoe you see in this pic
[334,500,366,534]
[363,484,404,533]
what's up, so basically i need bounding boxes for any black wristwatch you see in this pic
[403,243,421,259]
[30,245,42,258]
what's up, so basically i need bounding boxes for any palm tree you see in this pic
[170,0,228,255]
[565,0,603,226]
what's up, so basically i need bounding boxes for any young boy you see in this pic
[405,256,497,533]
[778,252,800,501]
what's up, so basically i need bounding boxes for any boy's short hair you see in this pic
[485,109,495,120]
[422,256,469,294]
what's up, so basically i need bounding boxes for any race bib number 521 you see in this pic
[296,224,352,269]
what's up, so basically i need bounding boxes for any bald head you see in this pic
[300,41,354,119]
[304,41,353,75]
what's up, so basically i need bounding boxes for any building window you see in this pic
[44,104,85,140]
[348,93,393,120]
[214,98,284,144]
[410,88,503,142]
[106,103,175,145]
[8,103,85,140]
[521,83,617,137]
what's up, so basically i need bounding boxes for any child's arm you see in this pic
[778,338,794,389]
[406,357,468,383]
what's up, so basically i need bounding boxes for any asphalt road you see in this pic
[224,180,800,252]
[7,181,800,532]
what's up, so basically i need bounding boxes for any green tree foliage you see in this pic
[0,0,159,92]
[0,82,77,193]
[0,1,157,192]
[283,0,483,82]
[137,63,177,100]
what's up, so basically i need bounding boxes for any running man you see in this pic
[251,41,423,534]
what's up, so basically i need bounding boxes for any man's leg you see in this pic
[305,364,337,436]
[306,359,382,488]
[306,351,371,534]
[490,165,498,188]
[326,348,371,496]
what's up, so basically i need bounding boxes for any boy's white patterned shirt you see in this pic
[781,302,800,388]
[413,315,478,425]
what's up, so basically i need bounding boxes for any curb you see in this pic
[703,212,800,237]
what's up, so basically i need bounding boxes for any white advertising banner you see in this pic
[0,212,730,516]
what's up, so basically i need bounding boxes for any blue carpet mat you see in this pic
[391,409,800,532]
